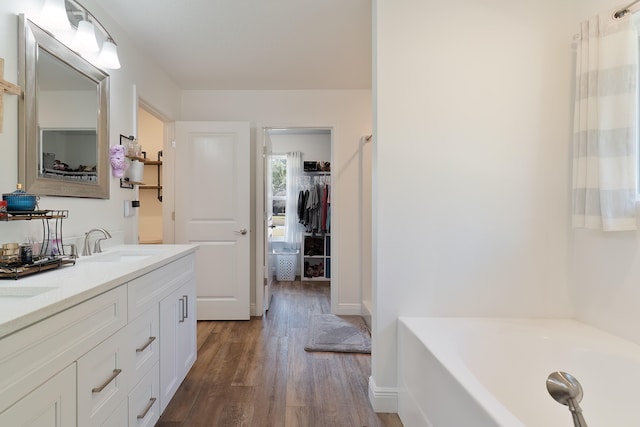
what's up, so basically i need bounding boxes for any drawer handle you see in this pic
[179,297,185,323]
[137,397,157,419]
[183,295,189,319]
[91,368,122,393]
[135,336,157,353]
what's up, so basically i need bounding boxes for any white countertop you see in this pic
[0,244,197,339]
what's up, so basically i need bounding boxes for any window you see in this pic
[271,155,286,239]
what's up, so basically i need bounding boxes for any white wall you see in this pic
[181,90,372,314]
[0,0,180,246]
[372,0,576,411]
[270,132,331,161]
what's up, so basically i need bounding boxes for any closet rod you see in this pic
[615,0,640,18]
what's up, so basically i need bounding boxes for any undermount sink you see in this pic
[0,286,57,310]
[81,250,158,263]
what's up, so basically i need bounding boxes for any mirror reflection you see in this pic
[41,129,97,181]
[38,49,98,183]
[19,15,110,199]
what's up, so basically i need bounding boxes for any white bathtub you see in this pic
[397,317,640,427]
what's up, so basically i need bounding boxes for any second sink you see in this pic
[0,286,57,310]
[80,250,157,263]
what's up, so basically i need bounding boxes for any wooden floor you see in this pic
[157,280,403,427]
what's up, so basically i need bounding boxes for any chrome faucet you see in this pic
[63,243,79,258]
[82,228,112,256]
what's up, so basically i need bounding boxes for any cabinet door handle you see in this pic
[135,336,156,353]
[179,297,185,322]
[137,397,157,419]
[91,368,122,393]
[183,295,189,319]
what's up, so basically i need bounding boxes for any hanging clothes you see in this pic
[297,189,305,223]
[321,184,328,233]
[303,188,312,229]
[298,174,330,234]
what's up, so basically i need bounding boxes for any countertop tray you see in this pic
[0,256,76,280]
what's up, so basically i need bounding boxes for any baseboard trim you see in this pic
[250,302,259,317]
[368,376,398,413]
[362,299,372,317]
[335,303,362,316]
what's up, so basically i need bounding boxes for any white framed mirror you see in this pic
[18,15,110,199]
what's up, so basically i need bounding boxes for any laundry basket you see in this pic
[274,249,299,281]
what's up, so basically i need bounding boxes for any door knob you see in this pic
[235,228,248,235]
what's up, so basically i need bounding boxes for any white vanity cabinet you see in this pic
[0,285,127,425]
[159,276,196,412]
[0,248,197,427]
[127,253,196,415]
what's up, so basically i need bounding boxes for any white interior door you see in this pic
[174,121,250,320]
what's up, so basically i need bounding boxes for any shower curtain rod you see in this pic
[615,0,640,18]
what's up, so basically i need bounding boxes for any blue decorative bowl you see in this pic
[2,192,38,211]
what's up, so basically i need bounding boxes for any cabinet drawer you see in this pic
[129,362,160,427]
[128,254,195,320]
[77,326,132,427]
[101,397,128,427]
[0,285,127,412]
[129,305,159,385]
[0,363,76,427]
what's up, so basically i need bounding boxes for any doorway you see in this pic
[263,127,333,311]
[137,104,166,244]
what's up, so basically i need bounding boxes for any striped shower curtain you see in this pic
[572,11,639,231]
[284,151,303,248]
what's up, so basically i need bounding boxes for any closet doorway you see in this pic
[263,127,333,311]
[137,103,168,244]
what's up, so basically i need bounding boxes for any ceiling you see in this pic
[92,0,372,91]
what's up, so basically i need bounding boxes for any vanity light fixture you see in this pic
[38,0,121,70]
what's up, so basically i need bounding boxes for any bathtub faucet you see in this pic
[546,371,588,427]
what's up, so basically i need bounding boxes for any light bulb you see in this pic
[98,40,121,69]
[40,0,71,31]
[73,20,100,53]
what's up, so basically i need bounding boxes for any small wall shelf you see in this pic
[139,150,163,202]
[118,134,163,202]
